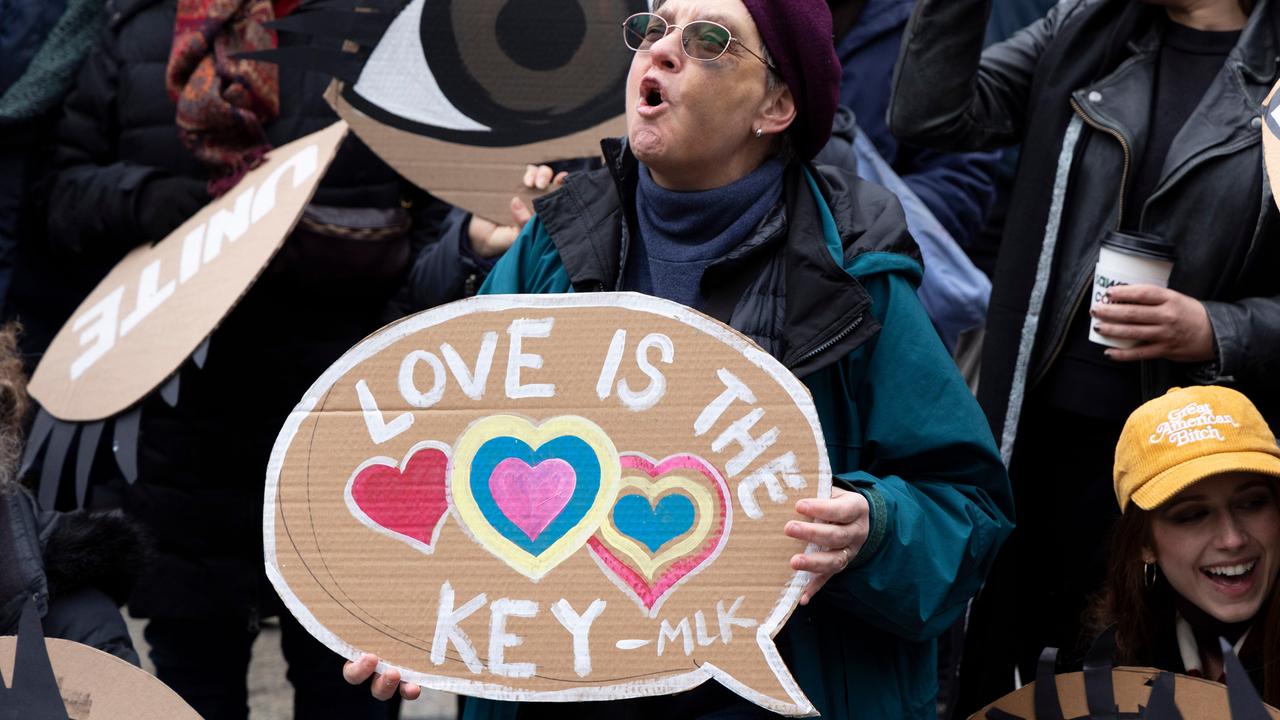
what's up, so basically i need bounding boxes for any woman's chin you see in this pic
[1195,580,1266,625]
[628,128,669,164]
[1204,603,1263,625]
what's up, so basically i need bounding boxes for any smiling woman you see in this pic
[1089,386,1280,703]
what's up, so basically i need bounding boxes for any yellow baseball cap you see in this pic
[1115,386,1280,511]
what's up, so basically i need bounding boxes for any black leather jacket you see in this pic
[890,0,1280,458]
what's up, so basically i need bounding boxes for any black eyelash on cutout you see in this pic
[237,8,387,84]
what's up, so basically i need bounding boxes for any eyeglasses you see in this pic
[622,12,777,72]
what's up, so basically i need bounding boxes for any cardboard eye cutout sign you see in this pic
[28,122,348,422]
[259,0,644,222]
[1263,80,1280,211]
[266,293,829,716]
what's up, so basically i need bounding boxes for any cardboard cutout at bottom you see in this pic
[0,636,200,720]
[265,294,830,716]
[971,667,1280,719]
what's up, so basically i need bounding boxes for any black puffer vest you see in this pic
[533,138,921,377]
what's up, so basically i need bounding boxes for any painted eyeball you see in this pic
[360,0,641,146]
[259,0,645,219]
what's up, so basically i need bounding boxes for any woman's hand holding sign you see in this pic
[343,653,421,701]
[785,488,870,605]
[467,165,569,258]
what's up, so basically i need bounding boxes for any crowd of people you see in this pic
[2,0,1279,718]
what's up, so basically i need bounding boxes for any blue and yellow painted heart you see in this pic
[449,415,620,581]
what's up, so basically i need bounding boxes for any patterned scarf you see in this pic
[165,0,291,196]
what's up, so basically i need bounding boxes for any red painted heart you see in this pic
[346,444,450,553]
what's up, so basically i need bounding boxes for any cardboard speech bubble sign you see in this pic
[266,293,829,715]
[28,121,349,422]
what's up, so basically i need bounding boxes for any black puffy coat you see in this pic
[44,0,450,620]
[0,485,145,664]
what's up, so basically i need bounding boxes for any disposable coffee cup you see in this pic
[1089,230,1176,349]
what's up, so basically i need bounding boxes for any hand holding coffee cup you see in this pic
[1088,231,1214,363]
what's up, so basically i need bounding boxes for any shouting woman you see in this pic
[345,0,1013,718]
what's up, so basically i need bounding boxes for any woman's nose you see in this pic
[1217,515,1250,550]
[647,26,685,70]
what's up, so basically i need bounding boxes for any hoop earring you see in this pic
[754,128,764,138]
[1144,562,1158,589]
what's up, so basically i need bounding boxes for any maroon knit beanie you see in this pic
[739,0,840,160]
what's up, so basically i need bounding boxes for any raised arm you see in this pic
[889,0,1084,152]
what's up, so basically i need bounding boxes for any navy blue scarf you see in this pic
[624,159,785,308]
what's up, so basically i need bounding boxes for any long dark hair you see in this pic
[1088,500,1280,705]
[0,323,26,490]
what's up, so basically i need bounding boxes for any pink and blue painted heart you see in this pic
[449,415,620,580]
[469,436,601,555]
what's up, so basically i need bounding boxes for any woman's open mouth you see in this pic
[1200,559,1258,596]
[638,77,668,116]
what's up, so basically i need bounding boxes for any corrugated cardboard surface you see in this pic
[1264,80,1280,211]
[0,636,200,719]
[29,122,349,422]
[327,80,624,224]
[970,667,1280,719]
[266,294,828,715]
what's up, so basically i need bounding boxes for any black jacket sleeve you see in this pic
[1203,295,1280,388]
[383,208,490,322]
[383,156,603,322]
[39,506,146,666]
[2,487,145,664]
[888,0,1090,152]
[46,30,165,257]
[43,587,140,666]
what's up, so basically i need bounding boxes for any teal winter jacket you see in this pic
[463,141,1013,719]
